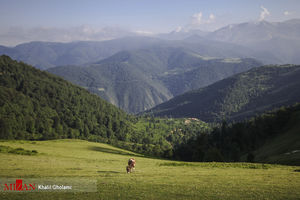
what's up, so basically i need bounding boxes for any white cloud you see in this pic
[209,14,216,21]
[192,12,203,25]
[182,12,222,31]
[191,12,216,25]
[259,6,270,21]
[284,11,292,16]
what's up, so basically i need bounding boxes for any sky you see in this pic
[0,0,299,46]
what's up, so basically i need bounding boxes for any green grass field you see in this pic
[0,139,300,200]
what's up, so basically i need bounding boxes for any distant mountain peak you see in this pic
[174,26,184,33]
[183,34,205,42]
[283,18,300,24]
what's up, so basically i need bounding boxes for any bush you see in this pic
[0,145,38,155]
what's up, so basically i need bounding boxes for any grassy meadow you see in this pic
[0,139,300,200]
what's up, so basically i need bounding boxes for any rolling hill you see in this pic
[48,47,262,113]
[147,64,300,122]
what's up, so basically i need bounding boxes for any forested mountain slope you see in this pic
[48,47,261,113]
[0,55,131,140]
[148,64,300,122]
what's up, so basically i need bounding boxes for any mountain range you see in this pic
[48,47,261,113]
[1,19,300,71]
[0,37,161,69]
[0,34,273,70]
[147,64,300,122]
[207,19,300,64]
[0,19,300,115]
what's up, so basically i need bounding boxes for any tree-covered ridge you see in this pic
[0,55,210,158]
[173,103,300,165]
[147,64,300,122]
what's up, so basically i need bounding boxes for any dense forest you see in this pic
[173,103,300,165]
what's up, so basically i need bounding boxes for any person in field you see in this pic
[126,158,136,173]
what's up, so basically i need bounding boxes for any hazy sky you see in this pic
[0,0,299,46]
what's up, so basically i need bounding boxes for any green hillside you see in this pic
[0,139,299,200]
[148,64,300,122]
[0,55,131,140]
[48,47,261,113]
[0,55,209,158]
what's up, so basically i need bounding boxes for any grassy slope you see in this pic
[0,140,300,200]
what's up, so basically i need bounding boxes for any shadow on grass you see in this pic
[88,146,137,157]
[97,171,120,174]
[66,168,82,170]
